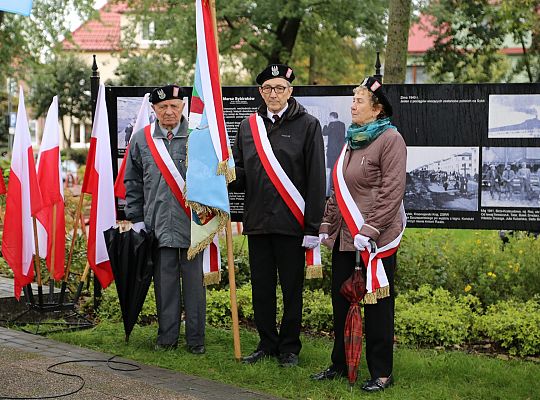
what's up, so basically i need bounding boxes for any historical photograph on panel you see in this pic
[296,95,352,196]
[405,147,479,211]
[481,147,540,208]
[117,96,148,151]
[488,94,540,138]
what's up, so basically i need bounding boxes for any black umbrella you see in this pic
[104,227,155,342]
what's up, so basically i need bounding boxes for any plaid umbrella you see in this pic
[339,249,367,386]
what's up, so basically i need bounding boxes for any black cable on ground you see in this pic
[0,355,140,400]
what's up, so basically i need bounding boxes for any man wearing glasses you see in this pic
[230,64,325,367]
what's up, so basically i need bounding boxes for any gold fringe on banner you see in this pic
[305,264,323,279]
[363,285,391,304]
[204,271,221,286]
[186,203,228,260]
[216,159,236,184]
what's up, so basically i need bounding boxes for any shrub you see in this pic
[96,282,157,325]
[207,284,333,333]
[473,297,540,357]
[395,285,480,347]
[302,288,333,333]
[396,229,540,306]
[61,148,88,166]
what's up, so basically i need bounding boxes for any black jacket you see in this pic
[230,97,325,237]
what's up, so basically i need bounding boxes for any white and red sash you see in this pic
[248,114,321,273]
[145,124,220,279]
[332,144,407,303]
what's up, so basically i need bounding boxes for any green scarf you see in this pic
[346,118,396,149]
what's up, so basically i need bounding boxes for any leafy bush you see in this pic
[302,288,333,332]
[207,284,333,332]
[473,297,540,357]
[395,285,480,347]
[396,229,540,306]
[96,282,157,324]
[61,148,88,166]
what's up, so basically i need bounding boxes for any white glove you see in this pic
[302,235,319,249]
[132,222,146,233]
[353,234,371,251]
[319,233,329,241]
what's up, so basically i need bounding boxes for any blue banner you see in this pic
[0,0,33,16]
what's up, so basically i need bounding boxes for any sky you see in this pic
[68,0,107,31]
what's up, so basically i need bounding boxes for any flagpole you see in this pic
[59,192,85,304]
[74,261,91,304]
[225,221,241,360]
[32,217,44,306]
[209,0,242,360]
[48,203,57,302]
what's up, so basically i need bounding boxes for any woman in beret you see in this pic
[311,77,406,392]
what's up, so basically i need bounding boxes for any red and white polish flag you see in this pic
[0,167,6,194]
[35,96,65,281]
[82,83,116,288]
[1,87,43,299]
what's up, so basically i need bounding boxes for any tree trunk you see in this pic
[61,116,72,150]
[308,52,317,85]
[384,0,412,84]
[268,17,301,64]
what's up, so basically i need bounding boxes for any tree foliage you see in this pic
[422,0,539,83]
[29,54,92,148]
[113,0,389,86]
[0,0,96,81]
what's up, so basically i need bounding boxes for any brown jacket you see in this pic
[319,128,406,252]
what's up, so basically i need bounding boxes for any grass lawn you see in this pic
[48,322,539,400]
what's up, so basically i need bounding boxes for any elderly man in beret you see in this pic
[230,64,326,367]
[124,84,206,354]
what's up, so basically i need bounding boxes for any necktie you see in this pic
[167,130,174,141]
[272,114,280,123]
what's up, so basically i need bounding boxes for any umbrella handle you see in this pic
[355,250,361,268]
[368,239,377,254]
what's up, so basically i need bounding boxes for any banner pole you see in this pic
[209,0,241,360]
[226,220,241,360]
[73,261,91,304]
[59,192,84,304]
[48,203,57,302]
[32,217,44,306]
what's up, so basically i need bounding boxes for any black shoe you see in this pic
[187,344,206,354]
[242,349,273,364]
[361,374,394,392]
[278,352,299,367]
[154,343,177,351]
[310,366,344,381]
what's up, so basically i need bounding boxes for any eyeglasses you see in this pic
[260,85,289,94]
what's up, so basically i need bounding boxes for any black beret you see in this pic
[149,84,185,104]
[256,64,295,85]
[360,77,393,117]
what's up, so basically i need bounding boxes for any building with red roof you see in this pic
[406,14,531,83]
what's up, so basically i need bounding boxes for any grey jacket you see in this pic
[124,118,191,248]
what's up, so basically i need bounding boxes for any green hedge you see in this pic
[395,285,480,347]
[94,282,540,357]
[397,229,540,306]
[473,297,540,357]
[214,229,540,307]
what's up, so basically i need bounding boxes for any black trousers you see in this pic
[248,234,305,355]
[330,242,396,379]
